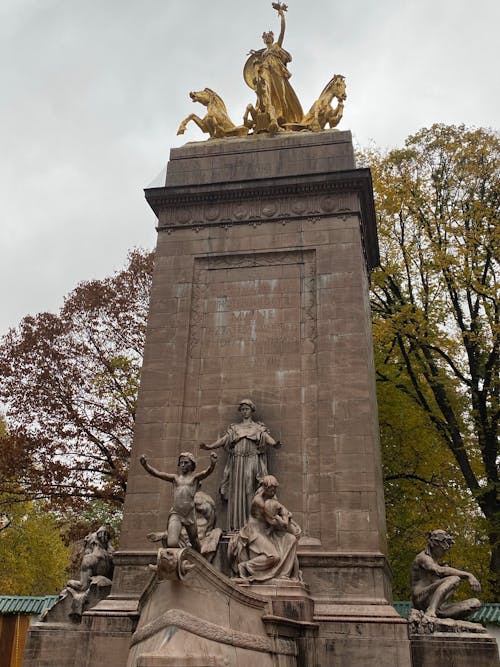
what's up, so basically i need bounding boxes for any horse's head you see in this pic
[189,88,228,114]
[331,75,347,101]
[320,74,347,103]
[189,89,212,107]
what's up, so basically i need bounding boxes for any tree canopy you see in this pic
[367,124,500,597]
[378,374,491,599]
[0,497,70,595]
[0,249,154,509]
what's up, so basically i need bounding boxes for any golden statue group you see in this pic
[177,2,346,139]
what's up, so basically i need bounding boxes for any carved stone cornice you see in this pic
[145,169,379,270]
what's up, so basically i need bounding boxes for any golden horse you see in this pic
[299,74,347,131]
[177,88,248,139]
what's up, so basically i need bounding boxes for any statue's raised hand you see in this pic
[199,442,208,450]
[139,455,148,467]
[209,452,218,463]
[272,2,288,14]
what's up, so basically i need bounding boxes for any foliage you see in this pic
[366,124,500,598]
[0,497,70,595]
[59,500,123,545]
[378,378,491,599]
[0,249,154,509]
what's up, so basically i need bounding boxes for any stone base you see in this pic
[298,550,412,667]
[312,612,411,666]
[22,609,137,667]
[40,576,113,624]
[408,608,487,636]
[232,578,314,622]
[22,575,130,667]
[126,548,305,667]
[411,634,500,667]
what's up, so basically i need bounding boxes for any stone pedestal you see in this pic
[126,548,305,667]
[117,129,411,666]
[25,130,415,666]
[411,635,500,667]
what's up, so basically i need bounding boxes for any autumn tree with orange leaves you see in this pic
[0,249,154,510]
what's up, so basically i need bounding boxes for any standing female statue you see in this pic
[243,2,303,127]
[200,399,282,530]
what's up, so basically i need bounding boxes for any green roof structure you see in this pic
[0,595,59,615]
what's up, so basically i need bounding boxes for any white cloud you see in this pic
[1,0,499,333]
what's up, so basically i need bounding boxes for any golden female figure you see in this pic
[244,3,303,127]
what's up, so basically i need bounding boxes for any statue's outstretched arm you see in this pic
[273,2,287,46]
[195,452,218,481]
[420,553,481,593]
[200,432,230,450]
[140,455,176,483]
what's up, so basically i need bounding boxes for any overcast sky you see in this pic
[1,0,499,336]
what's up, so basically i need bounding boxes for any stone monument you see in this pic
[22,4,499,667]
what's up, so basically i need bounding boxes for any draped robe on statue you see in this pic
[245,44,303,125]
[228,487,302,582]
[218,421,272,530]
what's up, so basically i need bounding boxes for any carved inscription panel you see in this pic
[189,250,316,363]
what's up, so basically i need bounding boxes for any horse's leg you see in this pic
[243,104,256,129]
[177,114,206,135]
[327,99,344,129]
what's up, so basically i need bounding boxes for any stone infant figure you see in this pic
[139,451,217,552]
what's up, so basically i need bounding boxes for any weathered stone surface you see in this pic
[411,635,500,667]
[113,130,411,666]
[409,609,486,636]
[121,131,382,559]
[41,576,112,624]
[23,131,414,666]
[126,548,300,667]
[165,131,356,186]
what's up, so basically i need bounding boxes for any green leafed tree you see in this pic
[0,497,70,595]
[378,377,491,599]
[0,249,154,509]
[366,124,500,598]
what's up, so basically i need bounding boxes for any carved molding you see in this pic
[157,190,357,232]
[145,168,380,270]
[298,551,389,568]
[130,608,297,656]
[147,173,367,217]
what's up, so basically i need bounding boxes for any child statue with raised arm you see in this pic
[139,451,217,553]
